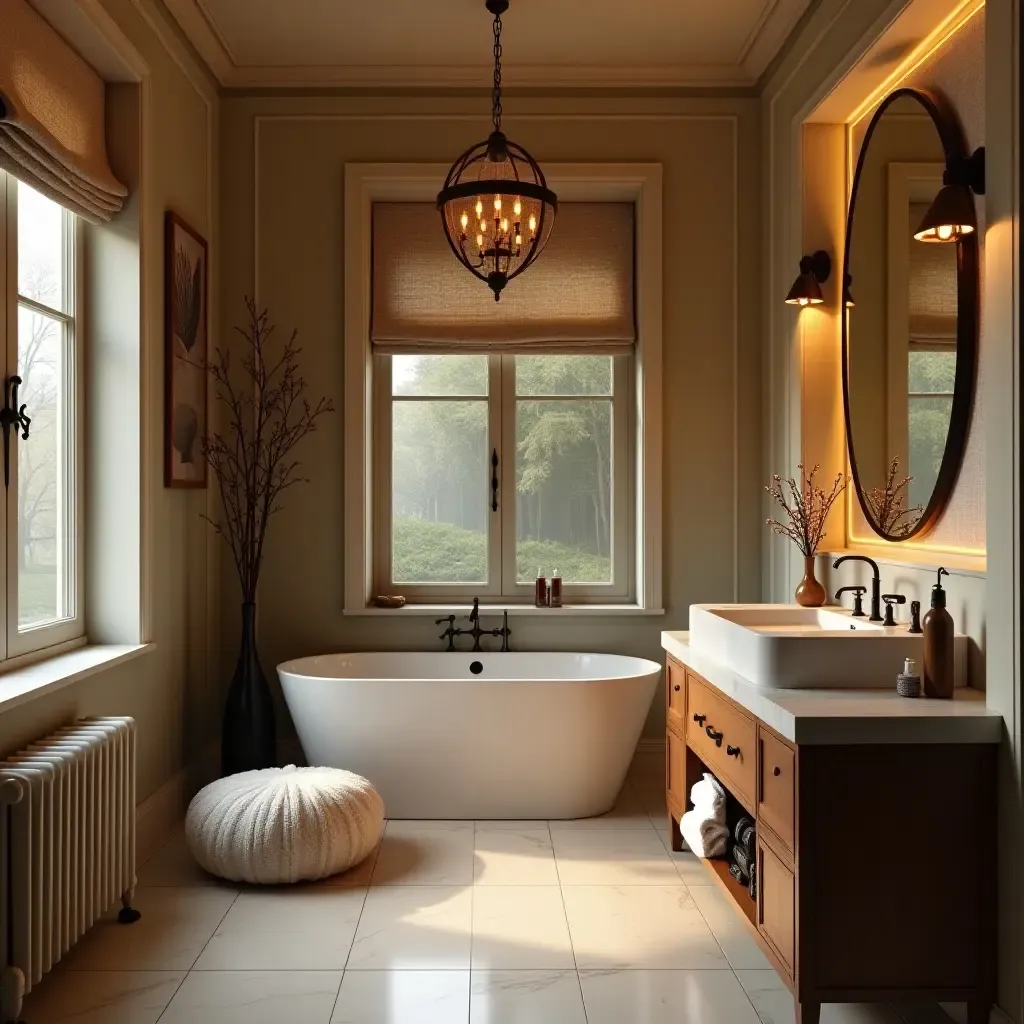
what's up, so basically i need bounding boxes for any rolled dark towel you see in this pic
[729,862,747,886]
[748,863,757,901]
[732,843,753,878]
[733,816,755,846]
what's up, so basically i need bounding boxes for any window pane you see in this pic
[392,399,488,584]
[17,306,70,628]
[908,394,952,509]
[516,355,612,396]
[908,348,956,394]
[516,399,612,584]
[18,184,66,312]
[392,354,487,396]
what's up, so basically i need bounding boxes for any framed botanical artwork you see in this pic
[165,211,208,488]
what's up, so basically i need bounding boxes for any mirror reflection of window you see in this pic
[906,200,958,510]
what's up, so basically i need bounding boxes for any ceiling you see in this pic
[161,0,813,89]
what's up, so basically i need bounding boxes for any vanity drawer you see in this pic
[666,657,686,735]
[758,727,796,854]
[686,673,756,808]
[757,837,795,974]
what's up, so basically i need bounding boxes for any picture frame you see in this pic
[164,211,208,488]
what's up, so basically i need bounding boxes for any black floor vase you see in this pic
[222,602,277,775]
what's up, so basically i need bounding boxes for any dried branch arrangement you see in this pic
[766,464,847,556]
[865,456,923,538]
[201,298,334,602]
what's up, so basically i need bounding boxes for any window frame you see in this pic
[372,353,634,604]
[1,173,85,660]
[344,163,663,613]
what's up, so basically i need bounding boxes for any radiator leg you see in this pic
[1,964,25,1024]
[118,885,141,925]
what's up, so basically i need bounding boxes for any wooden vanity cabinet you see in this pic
[665,655,996,1024]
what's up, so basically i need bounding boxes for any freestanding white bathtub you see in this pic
[278,652,660,819]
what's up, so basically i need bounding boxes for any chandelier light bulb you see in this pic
[475,200,483,216]
[529,214,537,233]
[515,234,522,245]
[460,212,469,229]
[513,200,522,216]
[937,223,954,240]
[502,219,508,231]
[494,197,502,211]
[477,233,484,247]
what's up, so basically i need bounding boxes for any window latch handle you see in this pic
[0,375,31,489]
[491,448,499,512]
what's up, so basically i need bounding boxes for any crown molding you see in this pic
[160,0,811,90]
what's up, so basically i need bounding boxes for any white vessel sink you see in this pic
[689,604,966,689]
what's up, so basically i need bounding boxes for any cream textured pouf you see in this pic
[185,765,384,884]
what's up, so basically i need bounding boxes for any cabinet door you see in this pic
[758,726,796,854]
[667,657,686,734]
[667,728,686,813]
[757,837,795,974]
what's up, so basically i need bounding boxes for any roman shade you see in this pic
[371,201,635,354]
[0,0,127,222]
[908,201,957,341]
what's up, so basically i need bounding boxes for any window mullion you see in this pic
[2,176,16,659]
[487,354,504,595]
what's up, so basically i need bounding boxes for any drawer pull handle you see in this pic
[705,725,724,747]
[673,684,681,692]
[773,766,781,777]
[727,745,740,757]
[693,714,706,726]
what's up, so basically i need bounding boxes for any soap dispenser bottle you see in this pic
[923,567,954,699]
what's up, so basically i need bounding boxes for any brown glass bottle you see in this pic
[923,567,954,699]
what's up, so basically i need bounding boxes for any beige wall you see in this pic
[218,94,763,739]
[0,0,220,805]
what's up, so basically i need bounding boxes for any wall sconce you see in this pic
[785,250,831,306]
[913,147,985,243]
[843,273,855,308]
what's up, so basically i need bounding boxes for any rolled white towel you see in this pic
[680,810,729,858]
[689,773,727,822]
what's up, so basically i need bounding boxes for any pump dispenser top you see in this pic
[923,567,953,698]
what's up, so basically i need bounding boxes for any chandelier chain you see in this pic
[491,12,502,132]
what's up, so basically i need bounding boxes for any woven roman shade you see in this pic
[0,0,127,222]
[371,202,635,353]
[908,201,957,341]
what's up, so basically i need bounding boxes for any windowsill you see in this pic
[0,642,154,715]
[344,604,665,617]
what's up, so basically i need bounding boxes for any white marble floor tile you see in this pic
[319,841,382,888]
[160,970,342,1024]
[473,827,559,885]
[20,970,184,1024]
[385,820,474,832]
[580,967,763,1024]
[470,970,587,1024]
[372,824,476,886]
[561,885,729,970]
[193,888,366,970]
[330,970,470,1023]
[898,1006,962,1023]
[474,820,549,830]
[688,883,773,970]
[137,831,236,890]
[471,886,575,969]
[60,887,236,972]
[552,828,684,885]
[347,886,473,970]
[736,970,908,1024]
[548,785,657,831]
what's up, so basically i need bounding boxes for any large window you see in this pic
[375,353,632,603]
[1,173,82,658]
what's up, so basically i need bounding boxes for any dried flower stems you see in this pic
[200,298,334,603]
[865,456,923,538]
[766,464,847,556]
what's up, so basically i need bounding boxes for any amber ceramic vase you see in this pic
[795,554,826,608]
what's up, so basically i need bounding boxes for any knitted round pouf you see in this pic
[185,766,384,884]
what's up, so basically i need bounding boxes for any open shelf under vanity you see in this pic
[663,647,997,1024]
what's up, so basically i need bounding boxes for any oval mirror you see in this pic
[843,88,979,541]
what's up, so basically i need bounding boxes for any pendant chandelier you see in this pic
[437,0,557,301]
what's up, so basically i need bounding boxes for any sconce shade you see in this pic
[913,183,977,243]
[913,146,985,244]
[785,249,831,306]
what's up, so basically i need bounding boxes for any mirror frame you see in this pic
[842,87,979,542]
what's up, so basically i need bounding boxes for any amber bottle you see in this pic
[923,567,954,699]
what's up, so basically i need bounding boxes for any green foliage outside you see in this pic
[393,516,611,585]
[907,349,956,509]
[392,355,615,585]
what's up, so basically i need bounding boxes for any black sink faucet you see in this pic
[832,554,882,622]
